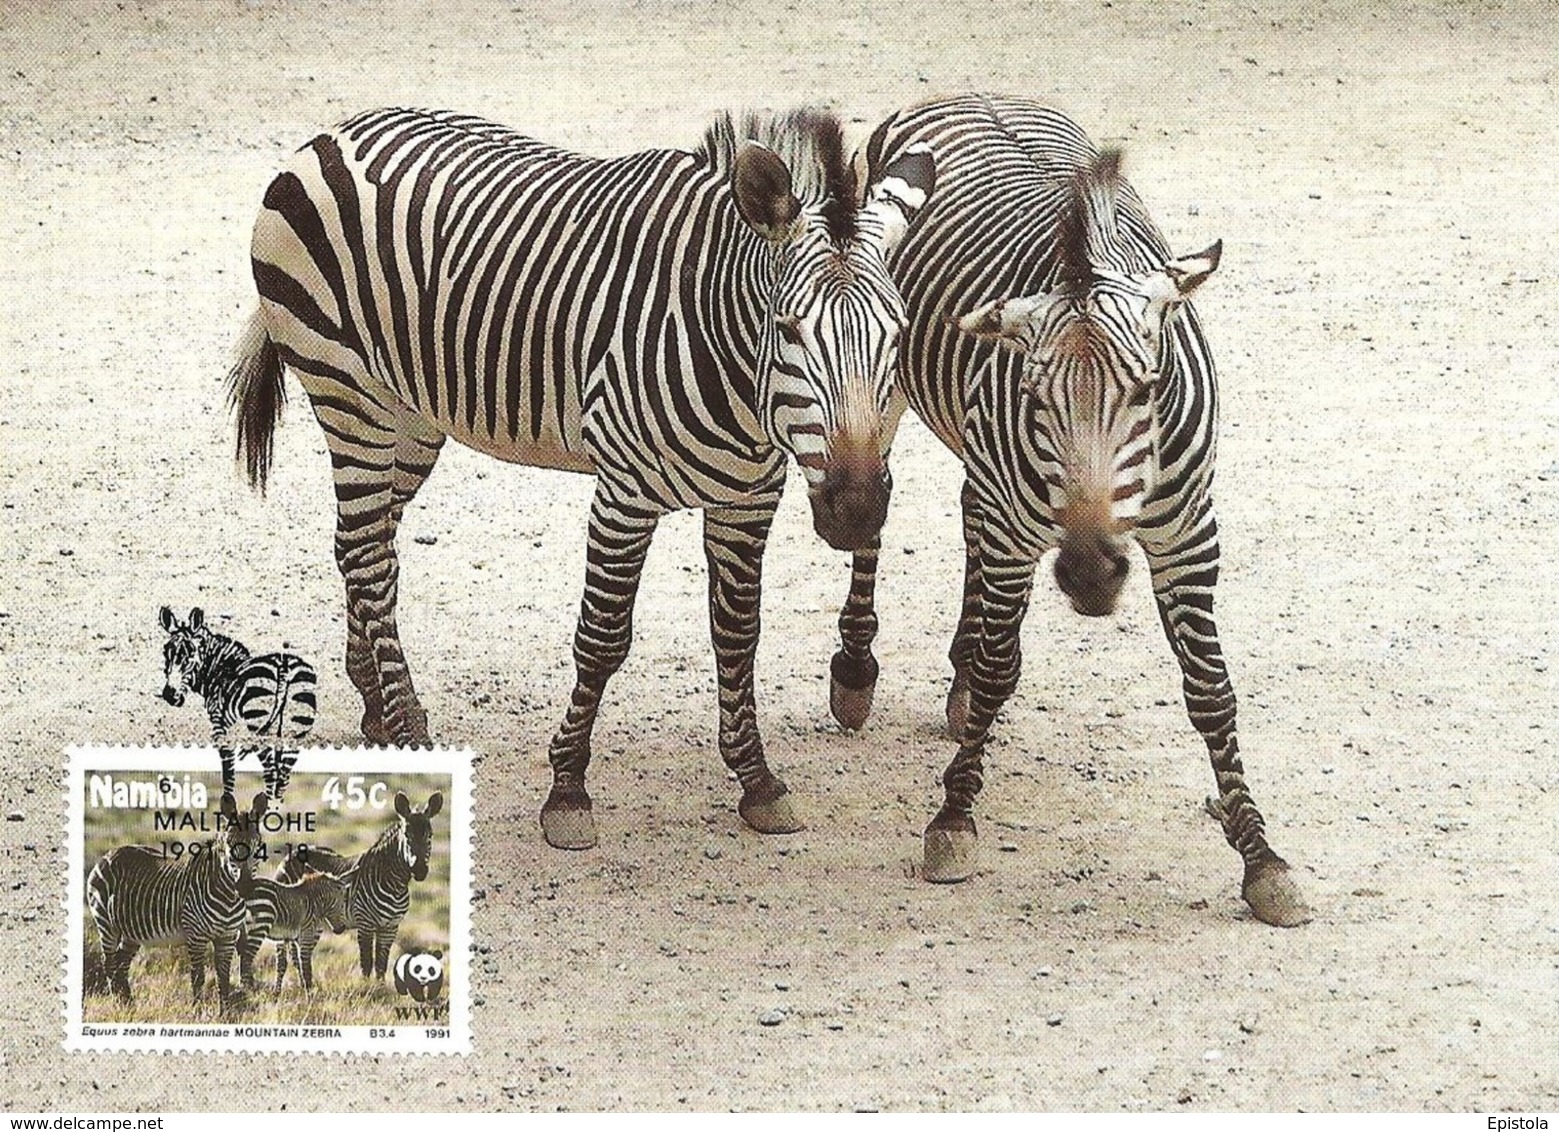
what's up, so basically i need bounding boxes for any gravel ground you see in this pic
[1,0,1555,1111]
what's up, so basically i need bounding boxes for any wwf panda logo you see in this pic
[393,949,445,1002]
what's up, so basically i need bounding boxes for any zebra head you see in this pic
[724,111,935,551]
[217,790,270,883]
[954,149,1220,616]
[394,790,443,882]
[158,605,209,706]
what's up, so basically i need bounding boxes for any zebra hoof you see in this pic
[829,677,875,732]
[1242,856,1313,927]
[945,672,970,740]
[360,712,391,747]
[739,782,803,834]
[923,819,978,883]
[540,798,597,850]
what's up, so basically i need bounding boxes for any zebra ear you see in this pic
[1162,240,1222,298]
[188,608,205,631]
[862,143,935,257]
[424,792,444,819]
[734,142,803,244]
[159,606,176,632]
[951,295,1049,351]
[251,791,270,818]
[394,791,411,818]
[220,792,239,819]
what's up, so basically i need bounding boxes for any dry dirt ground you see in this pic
[2,0,1556,1113]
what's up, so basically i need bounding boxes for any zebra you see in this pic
[86,791,271,1013]
[158,605,316,802]
[278,790,441,980]
[225,106,935,849]
[235,870,352,994]
[831,94,1309,927]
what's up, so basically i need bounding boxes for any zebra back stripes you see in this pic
[227,106,934,847]
[838,94,1308,925]
[158,606,316,800]
[86,792,271,1011]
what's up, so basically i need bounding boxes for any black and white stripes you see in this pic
[236,871,351,994]
[278,791,441,981]
[87,792,271,1013]
[228,106,933,848]
[838,94,1308,926]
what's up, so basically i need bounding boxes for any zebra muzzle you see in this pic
[1053,533,1130,617]
[161,686,185,707]
[809,466,891,552]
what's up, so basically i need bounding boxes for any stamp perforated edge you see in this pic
[62,745,474,1055]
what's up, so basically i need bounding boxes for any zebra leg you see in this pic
[829,538,881,731]
[1144,519,1311,927]
[373,928,395,980]
[704,501,801,833]
[213,933,240,1014]
[325,414,443,747]
[263,747,298,802]
[217,744,237,801]
[186,936,209,1005]
[945,478,985,740]
[924,544,1035,883]
[237,926,259,993]
[540,492,660,850]
[356,929,374,979]
[106,940,137,1004]
[299,935,319,992]
[275,941,289,994]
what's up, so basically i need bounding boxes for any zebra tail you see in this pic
[226,306,286,494]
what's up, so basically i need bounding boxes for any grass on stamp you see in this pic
[80,910,446,1025]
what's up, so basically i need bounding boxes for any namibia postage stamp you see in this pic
[65,746,472,1054]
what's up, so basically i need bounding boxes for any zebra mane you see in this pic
[366,817,403,855]
[699,107,860,244]
[1056,146,1126,293]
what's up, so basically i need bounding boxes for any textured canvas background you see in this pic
[1,0,1554,1111]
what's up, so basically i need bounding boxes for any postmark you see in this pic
[65,746,472,1054]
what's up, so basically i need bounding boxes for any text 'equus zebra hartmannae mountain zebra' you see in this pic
[87,792,271,1013]
[279,790,441,980]
[158,606,316,802]
[227,106,935,850]
[236,870,351,994]
[836,94,1308,926]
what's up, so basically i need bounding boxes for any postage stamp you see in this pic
[64,746,472,1054]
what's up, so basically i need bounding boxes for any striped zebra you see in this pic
[836,95,1309,926]
[235,870,351,994]
[158,605,316,802]
[226,106,934,849]
[278,791,441,980]
[86,792,271,1012]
